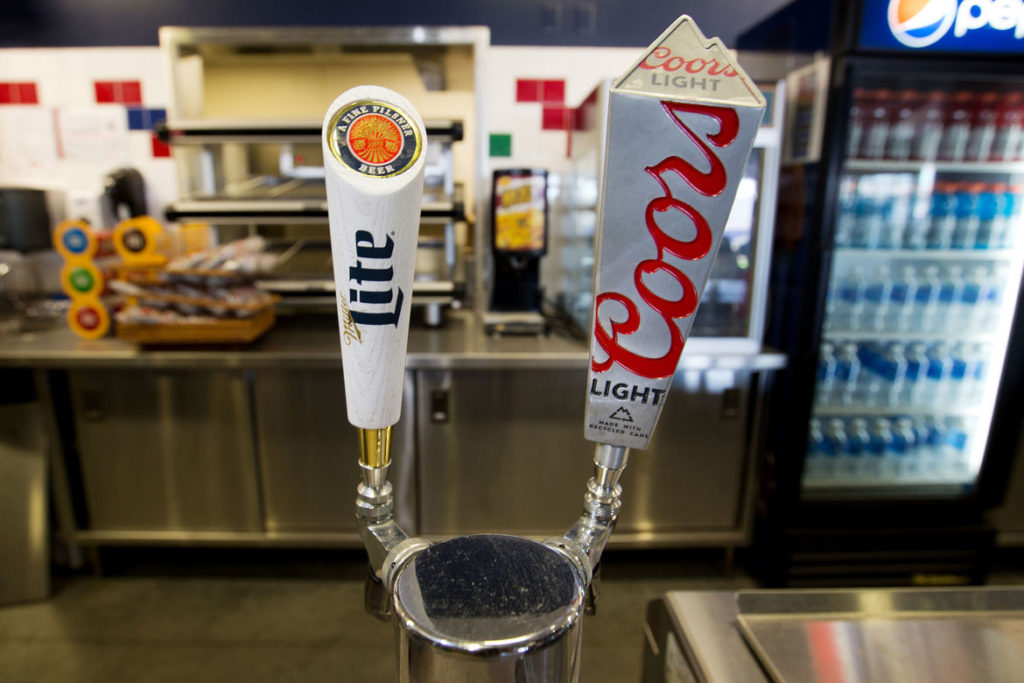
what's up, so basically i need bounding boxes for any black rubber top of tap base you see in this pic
[393,534,585,651]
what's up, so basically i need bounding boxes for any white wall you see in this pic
[0,47,176,226]
[484,46,638,173]
[0,43,650,227]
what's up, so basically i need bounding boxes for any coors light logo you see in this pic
[584,16,766,450]
[592,101,739,379]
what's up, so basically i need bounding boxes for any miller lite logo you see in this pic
[327,101,422,177]
[584,16,765,450]
[346,230,405,329]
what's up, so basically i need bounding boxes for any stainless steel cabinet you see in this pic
[0,402,48,603]
[623,369,753,545]
[416,368,594,536]
[251,369,416,534]
[416,367,756,545]
[62,362,759,547]
[69,369,261,532]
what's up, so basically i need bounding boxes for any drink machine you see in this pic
[322,16,765,682]
[486,168,549,334]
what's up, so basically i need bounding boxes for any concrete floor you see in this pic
[0,549,753,682]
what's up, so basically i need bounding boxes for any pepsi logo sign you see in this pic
[887,0,1024,48]
[888,0,957,47]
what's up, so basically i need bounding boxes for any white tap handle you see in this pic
[322,86,426,430]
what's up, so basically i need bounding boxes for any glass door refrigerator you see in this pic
[756,0,1024,586]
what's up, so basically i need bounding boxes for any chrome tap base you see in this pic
[356,464,430,585]
[359,443,629,682]
[393,534,586,682]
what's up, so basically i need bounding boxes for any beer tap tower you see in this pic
[324,16,765,683]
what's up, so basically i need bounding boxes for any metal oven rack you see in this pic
[157,26,491,326]
[159,119,466,324]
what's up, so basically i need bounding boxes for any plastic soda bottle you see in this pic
[938,91,974,161]
[974,184,1000,249]
[926,181,958,249]
[965,91,1000,161]
[887,90,918,160]
[835,266,867,330]
[863,266,893,331]
[834,343,862,406]
[868,419,895,479]
[887,265,919,330]
[900,343,929,407]
[951,183,981,249]
[846,418,870,478]
[847,88,868,158]
[862,89,892,159]
[816,342,837,405]
[991,92,1023,161]
[913,90,947,161]
[835,175,858,247]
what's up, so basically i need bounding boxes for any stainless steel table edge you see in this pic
[736,585,1024,618]
[734,587,1024,683]
[659,591,769,683]
[0,330,786,371]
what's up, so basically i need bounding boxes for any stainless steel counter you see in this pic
[643,588,1024,683]
[0,312,787,371]
[4,313,785,553]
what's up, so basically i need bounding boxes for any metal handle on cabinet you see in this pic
[430,389,449,423]
[721,387,740,419]
[82,389,103,420]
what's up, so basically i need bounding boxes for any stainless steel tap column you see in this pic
[325,16,765,683]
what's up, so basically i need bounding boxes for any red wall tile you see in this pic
[94,81,115,103]
[540,80,565,104]
[120,81,142,106]
[516,79,540,103]
[151,134,171,158]
[94,80,143,105]
[0,82,39,104]
[542,106,574,131]
[17,83,38,104]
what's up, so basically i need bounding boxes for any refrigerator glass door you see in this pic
[805,72,1024,498]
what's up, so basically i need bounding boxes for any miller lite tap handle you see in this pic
[323,86,426,462]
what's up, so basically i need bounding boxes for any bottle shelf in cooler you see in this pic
[806,409,976,492]
[813,405,982,418]
[846,159,1024,174]
[833,247,1014,261]
[802,475,973,492]
[823,330,998,342]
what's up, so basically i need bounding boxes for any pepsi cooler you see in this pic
[751,0,1024,585]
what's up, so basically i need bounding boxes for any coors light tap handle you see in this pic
[322,86,426,471]
[563,17,766,572]
[585,16,766,453]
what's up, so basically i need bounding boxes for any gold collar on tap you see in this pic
[359,426,393,469]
